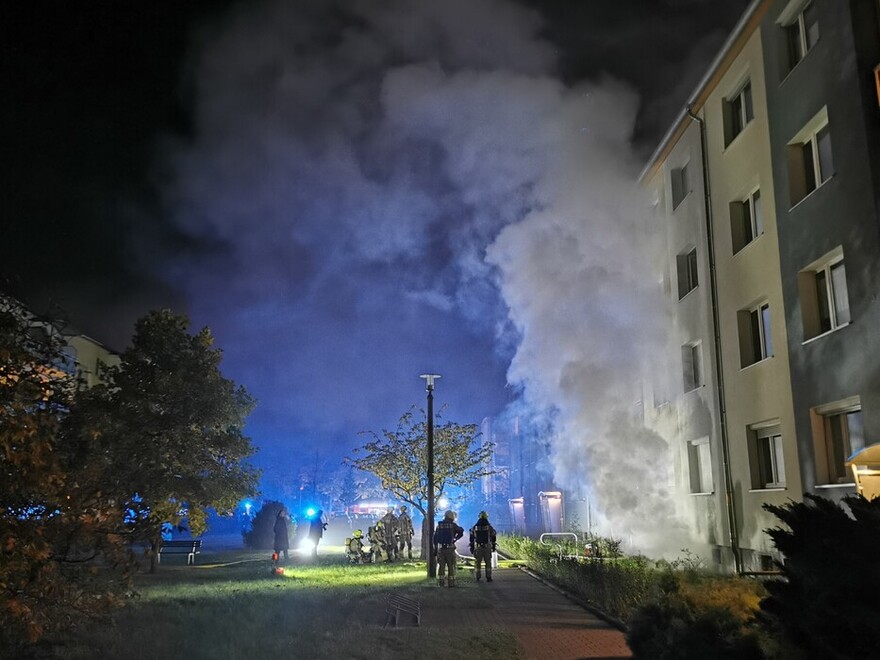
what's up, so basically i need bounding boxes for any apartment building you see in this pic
[760,0,880,499]
[1,293,119,389]
[642,120,733,568]
[640,0,880,573]
[64,332,120,389]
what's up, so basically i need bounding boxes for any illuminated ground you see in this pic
[46,544,630,659]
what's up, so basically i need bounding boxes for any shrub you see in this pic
[242,501,295,550]
[761,494,880,659]
[497,534,658,622]
[499,534,768,658]
[626,571,766,659]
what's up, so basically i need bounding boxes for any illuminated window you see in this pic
[688,438,713,494]
[782,0,819,72]
[671,163,690,209]
[812,398,864,484]
[748,423,786,489]
[724,80,754,145]
[681,342,703,393]
[788,107,833,206]
[676,248,698,299]
[798,247,850,340]
[738,301,773,368]
[730,188,764,253]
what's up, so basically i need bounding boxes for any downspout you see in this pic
[687,105,743,575]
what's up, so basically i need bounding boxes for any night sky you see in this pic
[3,1,750,512]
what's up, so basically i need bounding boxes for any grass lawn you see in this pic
[45,545,521,660]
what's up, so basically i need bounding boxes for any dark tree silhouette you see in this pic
[761,494,880,659]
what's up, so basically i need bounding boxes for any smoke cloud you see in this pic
[157,0,700,551]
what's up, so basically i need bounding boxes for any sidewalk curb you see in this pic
[515,565,630,633]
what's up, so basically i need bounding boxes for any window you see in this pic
[812,398,865,484]
[749,423,786,489]
[682,342,703,392]
[738,301,773,368]
[730,189,764,253]
[782,0,819,72]
[724,80,754,145]
[688,438,713,493]
[671,163,690,209]
[798,247,851,340]
[788,108,833,206]
[676,248,698,299]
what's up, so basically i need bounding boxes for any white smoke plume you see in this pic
[159,0,701,550]
[484,81,694,555]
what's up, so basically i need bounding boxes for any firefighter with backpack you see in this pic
[469,511,497,582]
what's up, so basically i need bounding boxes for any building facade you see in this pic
[760,0,880,499]
[641,0,880,572]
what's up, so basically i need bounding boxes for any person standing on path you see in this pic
[273,507,290,563]
[397,505,414,560]
[307,509,326,559]
[433,510,463,587]
[469,510,497,582]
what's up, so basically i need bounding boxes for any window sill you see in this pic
[731,232,765,258]
[815,482,855,489]
[789,174,835,212]
[779,41,819,87]
[678,287,699,303]
[740,355,774,372]
[748,487,786,493]
[722,120,754,153]
[689,491,715,497]
[802,321,851,346]
[672,191,692,212]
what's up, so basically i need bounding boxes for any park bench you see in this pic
[384,593,420,628]
[157,539,202,565]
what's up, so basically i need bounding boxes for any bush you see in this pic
[499,534,768,658]
[627,571,766,659]
[498,534,658,622]
[242,501,295,550]
[761,494,880,659]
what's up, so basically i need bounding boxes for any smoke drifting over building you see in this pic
[152,0,734,553]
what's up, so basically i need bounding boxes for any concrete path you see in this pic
[423,566,633,659]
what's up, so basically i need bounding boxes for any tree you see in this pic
[0,297,132,648]
[760,494,880,659]
[346,407,494,518]
[67,310,260,572]
[242,501,295,550]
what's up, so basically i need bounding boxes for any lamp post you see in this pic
[420,373,441,578]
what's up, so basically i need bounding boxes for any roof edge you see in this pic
[638,0,770,184]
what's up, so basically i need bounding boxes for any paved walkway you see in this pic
[423,565,632,659]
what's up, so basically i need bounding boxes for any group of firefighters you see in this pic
[345,506,497,586]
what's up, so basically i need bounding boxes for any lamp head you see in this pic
[419,374,442,391]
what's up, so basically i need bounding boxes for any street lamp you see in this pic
[420,373,441,578]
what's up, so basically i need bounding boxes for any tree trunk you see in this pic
[149,536,162,574]
[421,516,431,559]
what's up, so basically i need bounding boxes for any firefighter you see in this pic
[346,529,366,564]
[397,505,415,560]
[368,521,384,563]
[469,511,497,582]
[380,507,399,561]
[433,510,463,587]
